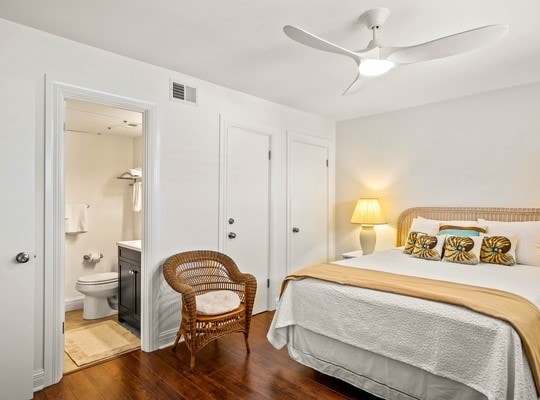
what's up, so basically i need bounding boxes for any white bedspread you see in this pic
[268,249,540,400]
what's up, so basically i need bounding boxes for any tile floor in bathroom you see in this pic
[63,309,140,374]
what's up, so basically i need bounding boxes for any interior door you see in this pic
[0,75,35,399]
[289,138,329,272]
[221,123,270,314]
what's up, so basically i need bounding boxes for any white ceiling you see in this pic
[66,100,142,137]
[1,0,540,121]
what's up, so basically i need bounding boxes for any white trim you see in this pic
[33,369,45,392]
[43,77,159,387]
[157,328,179,349]
[64,296,84,312]
[286,130,335,274]
[140,93,159,353]
[217,115,227,252]
[43,75,66,387]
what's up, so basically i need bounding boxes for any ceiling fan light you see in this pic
[359,59,395,76]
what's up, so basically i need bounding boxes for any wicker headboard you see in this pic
[396,207,540,247]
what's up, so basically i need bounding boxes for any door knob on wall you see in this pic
[292,227,300,233]
[228,232,237,239]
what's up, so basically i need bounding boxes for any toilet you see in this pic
[76,272,118,320]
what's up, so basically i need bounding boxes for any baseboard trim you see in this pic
[157,328,179,349]
[65,296,84,312]
[33,368,45,392]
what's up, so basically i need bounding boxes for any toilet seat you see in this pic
[77,272,117,285]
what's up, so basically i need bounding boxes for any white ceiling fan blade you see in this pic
[342,73,366,96]
[283,25,360,63]
[384,24,508,64]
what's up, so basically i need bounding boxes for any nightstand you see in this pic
[341,250,364,259]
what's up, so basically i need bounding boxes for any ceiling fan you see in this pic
[283,8,508,95]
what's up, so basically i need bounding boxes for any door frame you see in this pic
[218,116,273,311]
[43,76,158,385]
[286,130,335,274]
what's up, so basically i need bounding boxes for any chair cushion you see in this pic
[196,290,241,315]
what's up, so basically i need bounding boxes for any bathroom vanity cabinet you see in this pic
[117,243,141,330]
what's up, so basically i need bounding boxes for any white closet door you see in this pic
[289,136,329,272]
[0,75,35,399]
[220,123,270,314]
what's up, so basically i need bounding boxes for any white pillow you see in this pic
[196,290,241,315]
[478,219,540,266]
[409,217,481,236]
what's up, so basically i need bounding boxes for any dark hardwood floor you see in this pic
[34,312,380,399]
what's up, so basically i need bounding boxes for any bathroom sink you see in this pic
[116,240,141,252]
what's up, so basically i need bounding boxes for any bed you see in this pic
[267,207,540,400]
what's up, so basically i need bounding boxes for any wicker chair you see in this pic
[162,250,257,370]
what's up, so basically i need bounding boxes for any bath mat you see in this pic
[65,320,140,367]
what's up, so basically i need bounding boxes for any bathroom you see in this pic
[63,99,143,373]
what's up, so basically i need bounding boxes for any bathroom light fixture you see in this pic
[350,198,386,255]
[108,120,140,130]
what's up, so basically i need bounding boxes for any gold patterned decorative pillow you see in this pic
[412,235,445,261]
[480,235,517,266]
[443,236,482,265]
[403,231,426,254]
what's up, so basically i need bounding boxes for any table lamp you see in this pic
[350,198,386,255]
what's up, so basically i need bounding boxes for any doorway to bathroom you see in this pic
[63,99,143,374]
[45,79,157,387]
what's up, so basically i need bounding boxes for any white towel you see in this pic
[132,182,142,212]
[65,203,88,233]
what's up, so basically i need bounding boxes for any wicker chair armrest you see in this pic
[167,278,196,307]
[163,266,195,296]
[169,281,196,298]
[230,272,256,285]
[243,272,257,289]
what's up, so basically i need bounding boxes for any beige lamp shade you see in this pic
[350,198,386,255]
[350,198,386,225]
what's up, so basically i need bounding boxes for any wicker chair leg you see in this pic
[172,331,182,351]
[189,352,196,371]
[244,332,251,353]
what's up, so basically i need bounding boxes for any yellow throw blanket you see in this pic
[282,263,540,394]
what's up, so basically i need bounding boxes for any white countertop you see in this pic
[117,240,141,252]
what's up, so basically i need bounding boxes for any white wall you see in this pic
[65,131,139,303]
[132,136,143,240]
[335,82,540,257]
[0,18,335,387]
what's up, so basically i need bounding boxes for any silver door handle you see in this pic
[292,227,300,233]
[228,232,237,239]
[15,252,30,263]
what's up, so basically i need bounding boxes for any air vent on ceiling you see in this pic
[169,79,198,106]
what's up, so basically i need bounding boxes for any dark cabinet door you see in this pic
[119,260,136,314]
[132,262,141,316]
[118,250,141,330]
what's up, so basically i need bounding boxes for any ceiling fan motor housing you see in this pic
[360,7,390,30]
